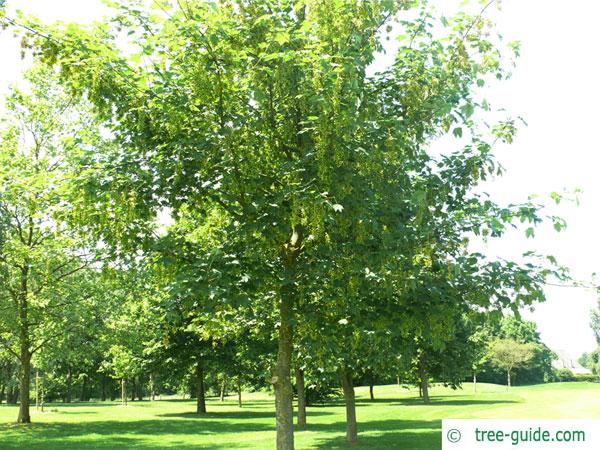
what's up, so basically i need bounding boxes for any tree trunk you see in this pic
[149,373,156,401]
[65,368,72,403]
[220,377,227,402]
[130,379,136,401]
[40,375,44,413]
[17,271,32,424]
[101,374,107,401]
[196,361,206,414]
[35,370,39,411]
[273,266,295,450]
[473,372,477,393]
[121,379,127,406]
[419,361,429,403]
[296,368,306,428]
[507,370,511,388]
[340,367,358,444]
[397,375,400,387]
[9,386,19,404]
[17,351,31,423]
[237,377,242,408]
[79,375,87,402]
[369,384,374,401]
[0,383,4,404]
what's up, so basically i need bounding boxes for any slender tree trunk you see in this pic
[296,368,306,428]
[101,374,107,401]
[369,384,374,401]
[507,370,511,388]
[237,377,242,408]
[17,351,31,423]
[419,361,429,403]
[397,375,400,387]
[40,375,44,412]
[220,377,227,402]
[473,372,477,393]
[273,264,296,450]
[149,373,156,401]
[79,375,87,402]
[121,379,127,406]
[137,376,143,401]
[9,386,19,404]
[0,383,4,404]
[130,378,136,401]
[65,368,72,403]
[17,272,32,424]
[35,370,39,411]
[196,361,206,414]
[340,367,358,444]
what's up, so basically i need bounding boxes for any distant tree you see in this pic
[579,352,590,369]
[478,316,555,385]
[590,309,600,344]
[488,339,536,387]
[584,348,600,375]
[469,325,492,393]
[0,68,100,423]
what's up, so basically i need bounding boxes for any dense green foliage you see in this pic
[0,0,571,448]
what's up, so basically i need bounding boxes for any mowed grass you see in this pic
[1,382,600,449]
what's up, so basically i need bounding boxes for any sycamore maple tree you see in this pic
[1,0,569,447]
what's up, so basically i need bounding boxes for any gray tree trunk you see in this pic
[65,368,72,403]
[220,377,227,401]
[17,271,32,424]
[17,351,31,423]
[296,368,306,428]
[419,362,429,403]
[273,269,295,450]
[196,361,207,414]
[149,373,155,401]
[340,367,358,444]
[121,379,127,406]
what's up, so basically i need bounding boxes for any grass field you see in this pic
[1,382,600,449]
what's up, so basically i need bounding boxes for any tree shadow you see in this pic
[159,410,333,420]
[0,416,275,449]
[307,419,441,449]
[387,396,517,407]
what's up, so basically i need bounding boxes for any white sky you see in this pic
[1,1,599,358]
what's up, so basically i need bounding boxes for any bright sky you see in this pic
[1,1,599,358]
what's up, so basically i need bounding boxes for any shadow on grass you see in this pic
[0,396,510,450]
[0,417,441,450]
[387,396,517,407]
[159,410,333,420]
[317,396,517,408]
[0,415,275,449]
[306,419,441,450]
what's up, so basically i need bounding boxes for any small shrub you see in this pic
[574,373,600,383]
[553,368,576,382]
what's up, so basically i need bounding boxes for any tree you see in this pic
[478,316,555,385]
[0,68,99,423]
[488,339,536,387]
[17,1,566,446]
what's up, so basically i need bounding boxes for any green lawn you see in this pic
[1,382,600,449]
